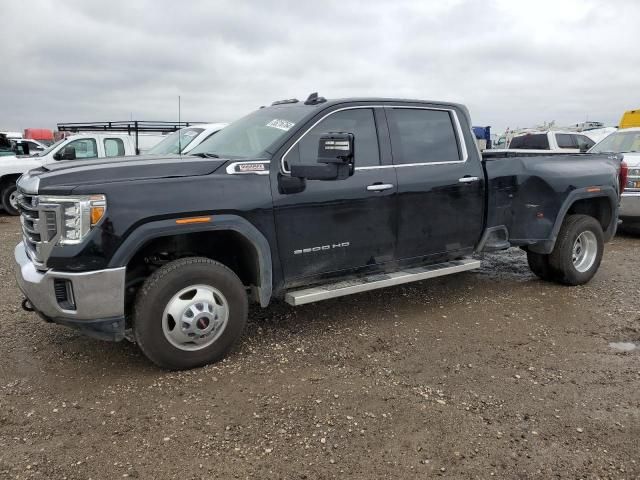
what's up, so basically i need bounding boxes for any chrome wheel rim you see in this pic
[9,190,18,210]
[572,231,597,273]
[162,284,229,351]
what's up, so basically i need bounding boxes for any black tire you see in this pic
[1,183,19,216]
[526,250,558,281]
[133,257,248,370]
[549,214,603,286]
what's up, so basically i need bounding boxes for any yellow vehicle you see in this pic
[619,109,640,128]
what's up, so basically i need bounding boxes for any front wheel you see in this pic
[549,214,604,285]
[133,257,248,369]
[1,183,19,216]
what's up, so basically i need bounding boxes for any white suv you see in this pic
[147,123,227,155]
[589,128,640,231]
[506,131,596,153]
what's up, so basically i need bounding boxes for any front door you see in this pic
[385,106,485,261]
[271,107,398,284]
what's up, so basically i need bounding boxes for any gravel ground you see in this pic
[0,213,638,479]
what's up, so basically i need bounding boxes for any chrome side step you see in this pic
[284,258,481,306]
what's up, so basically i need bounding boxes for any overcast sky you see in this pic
[1,0,638,134]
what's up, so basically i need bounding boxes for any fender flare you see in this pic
[528,186,619,254]
[108,215,273,307]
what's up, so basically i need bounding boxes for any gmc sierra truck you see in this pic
[13,94,627,370]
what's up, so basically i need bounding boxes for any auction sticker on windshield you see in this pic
[266,119,295,131]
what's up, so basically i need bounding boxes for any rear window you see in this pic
[387,108,461,164]
[509,134,550,150]
[556,134,577,149]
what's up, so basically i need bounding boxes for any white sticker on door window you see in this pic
[266,119,295,131]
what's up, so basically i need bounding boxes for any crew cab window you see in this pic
[287,108,380,168]
[104,138,125,157]
[64,138,98,159]
[509,134,550,150]
[556,134,577,149]
[387,108,461,164]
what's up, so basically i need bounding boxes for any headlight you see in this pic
[628,168,640,177]
[39,195,106,245]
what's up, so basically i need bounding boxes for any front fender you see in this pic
[108,214,273,307]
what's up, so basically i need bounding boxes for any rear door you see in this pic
[271,106,398,283]
[385,106,485,262]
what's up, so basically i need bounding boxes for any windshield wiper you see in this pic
[190,152,220,158]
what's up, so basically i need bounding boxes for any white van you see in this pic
[0,133,138,215]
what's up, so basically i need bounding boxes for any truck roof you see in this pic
[269,96,467,110]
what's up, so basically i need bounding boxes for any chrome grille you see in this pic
[16,189,59,269]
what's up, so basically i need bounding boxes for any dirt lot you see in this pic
[0,214,638,479]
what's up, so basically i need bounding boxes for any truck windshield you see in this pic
[590,131,640,154]
[35,138,66,157]
[189,106,311,159]
[148,128,205,155]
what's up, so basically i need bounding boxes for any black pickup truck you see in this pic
[13,94,627,369]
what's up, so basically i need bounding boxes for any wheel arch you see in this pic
[528,186,618,254]
[110,215,273,307]
[0,173,21,191]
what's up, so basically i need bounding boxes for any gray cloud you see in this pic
[1,0,638,134]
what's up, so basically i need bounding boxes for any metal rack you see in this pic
[57,121,208,154]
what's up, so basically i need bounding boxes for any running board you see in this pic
[284,258,481,306]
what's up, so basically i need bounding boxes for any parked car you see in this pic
[13,94,626,369]
[12,138,47,155]
[589,127,640,231]
[147,123,228,155]
[0,133,138,215]
[496,130,596,153]
[0,134,14,157]
[0,131,22,140]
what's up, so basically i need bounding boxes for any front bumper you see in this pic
[14,242,126,340]
[620,192,640,222]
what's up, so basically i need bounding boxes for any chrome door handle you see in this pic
[458,176,480,183]
[367,183,394,192]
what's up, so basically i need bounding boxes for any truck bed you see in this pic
[481,152,623,251]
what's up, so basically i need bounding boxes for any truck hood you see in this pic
[25,155,228,194]
[0,154,44,173]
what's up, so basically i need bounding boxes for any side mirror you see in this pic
[579,145,589,153]
[290,132,354,181]
[60,146,76,160]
